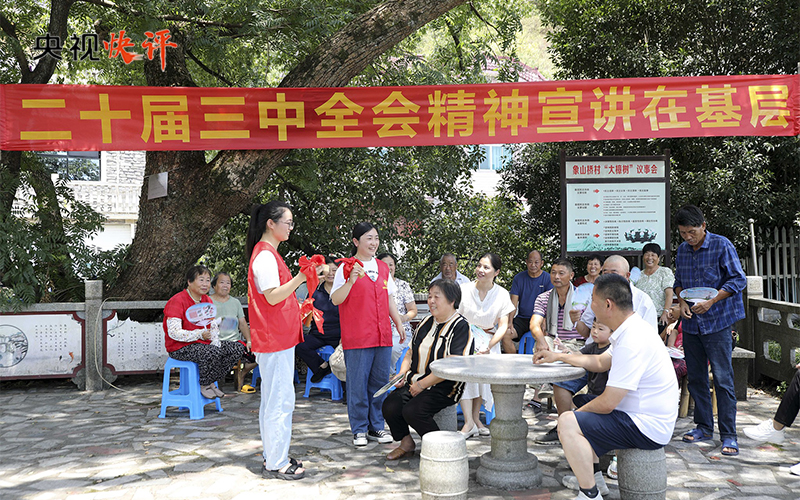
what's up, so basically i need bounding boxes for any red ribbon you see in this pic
[299,254,326,333]
[335,256,364,281]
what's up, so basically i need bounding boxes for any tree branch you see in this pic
[0,13,32,81]
[77,0,246,30]
[186,49,234,86]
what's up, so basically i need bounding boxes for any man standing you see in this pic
[503,250,553,353]
[673,205,746,456]
[534,274,678,500]
[430,253,470,285]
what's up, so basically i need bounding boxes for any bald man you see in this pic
[571,255,658,339]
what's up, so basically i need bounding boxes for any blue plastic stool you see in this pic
[303,345,343,400]
[249,364,300,389]
[518,331,536,354]
[395,346,410,374]
[159,358,222,420]
[456,400,495,425]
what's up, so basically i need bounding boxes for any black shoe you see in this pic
[526,399,543,414]
[311,364,332,383]
[535,426,560,445]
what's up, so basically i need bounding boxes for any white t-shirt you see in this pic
[430,271,471,285]
[606,313,678,445]
[252,250,279,292]
[457,282,516,331]
[331,257,396,295]
[581,284,658,331]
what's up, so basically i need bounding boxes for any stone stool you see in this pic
[420,430,468,500]
[617,447,667,500]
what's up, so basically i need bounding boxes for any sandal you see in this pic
[240,384,256,394]
[682,428,713,443]
[262,462,305,480]
[289,457,303,468]
[721,437,739,456]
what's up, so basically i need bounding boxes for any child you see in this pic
[536,321,613,444]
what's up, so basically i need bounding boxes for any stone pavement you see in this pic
[1,374,799,500]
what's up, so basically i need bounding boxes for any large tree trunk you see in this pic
[110,0,468,300]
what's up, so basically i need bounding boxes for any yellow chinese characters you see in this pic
[373,91,420,138]
[314,92,363,138]
[427,90,476,137]
[201,96,250,140]
[538,87,583,133]
[748,85,790,128]
[141,96,190,143]
[80,93,131,144]
[695,84,742,128]
[642,86,689,131]
[484,89,528,136]
[20,99,71,140]
[591,86,635,132]
[259,93,305,141]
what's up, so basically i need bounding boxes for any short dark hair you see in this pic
[429,279,461,309]
[186,265,211,284]
[377,252,397,265]
[594,273,633,311]
[551,258,574,274]
[642,243,662,256]
[587,254,605,265]
[351,222,377,256]
[675,205,705,227]
[211,272,231,287]
[480,253,502,271]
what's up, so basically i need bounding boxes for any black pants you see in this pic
[295,330,340,374]
[382,384,454,441]
[775,369,800,428]
[512,316,531,341]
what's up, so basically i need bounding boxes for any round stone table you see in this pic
[430,354,585,490]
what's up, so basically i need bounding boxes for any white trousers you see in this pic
[255,348,295,470]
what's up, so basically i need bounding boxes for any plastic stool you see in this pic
[456,401,495,425]
[396,346,410,374]
[518,332,535,354]
[159,358,222,420]
[303,345,343,400]
[251,365,261,387]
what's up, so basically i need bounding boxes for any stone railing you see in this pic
[739,276,800,384]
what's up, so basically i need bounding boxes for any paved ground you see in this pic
[1,374,799,500]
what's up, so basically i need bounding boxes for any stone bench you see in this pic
[678,346,755,417]
[433,404,458,432]
[616,447,666,500]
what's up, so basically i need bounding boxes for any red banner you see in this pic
[1,74,798,151]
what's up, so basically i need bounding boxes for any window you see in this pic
[37,151,101,181]
[478,145,512,170]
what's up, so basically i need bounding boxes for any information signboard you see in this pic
[561,152,671,262]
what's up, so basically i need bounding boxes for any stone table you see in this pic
[430,354,584,490]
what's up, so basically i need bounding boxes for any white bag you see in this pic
[329,343,346,381]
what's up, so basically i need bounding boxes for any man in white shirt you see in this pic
[430,253,470,285]
[534,274,678,500]
[571,255,658,337]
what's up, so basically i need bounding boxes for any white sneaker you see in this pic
[743,419,785,444]
[790,462,800,476]
[573,491,603,500]
[367,429,393,444]
[562,471,609,496]
[353,433,368,446]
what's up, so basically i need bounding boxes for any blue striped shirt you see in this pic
[673,231,746,334]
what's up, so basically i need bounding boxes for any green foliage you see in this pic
[0,153,127,307]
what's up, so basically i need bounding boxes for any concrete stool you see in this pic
[159,358,222,420]
[420,430,468,500]
[303,345,343,400]
[433,404,458,431]
[617,447,667,500]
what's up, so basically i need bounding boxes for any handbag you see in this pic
[329,343,346,381]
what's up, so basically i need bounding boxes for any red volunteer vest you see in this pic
[248,241,303,353]
[338,258,393,350]
[163,290,212,353]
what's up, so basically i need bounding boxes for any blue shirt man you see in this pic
[503,250,553,353]
[673,205,746,457]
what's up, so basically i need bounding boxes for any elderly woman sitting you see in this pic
[381,279,474,460]
[163,265,246,399]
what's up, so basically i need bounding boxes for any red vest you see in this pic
[163,290,212,353]
[338,259,393,350]
[248,241,303,353]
